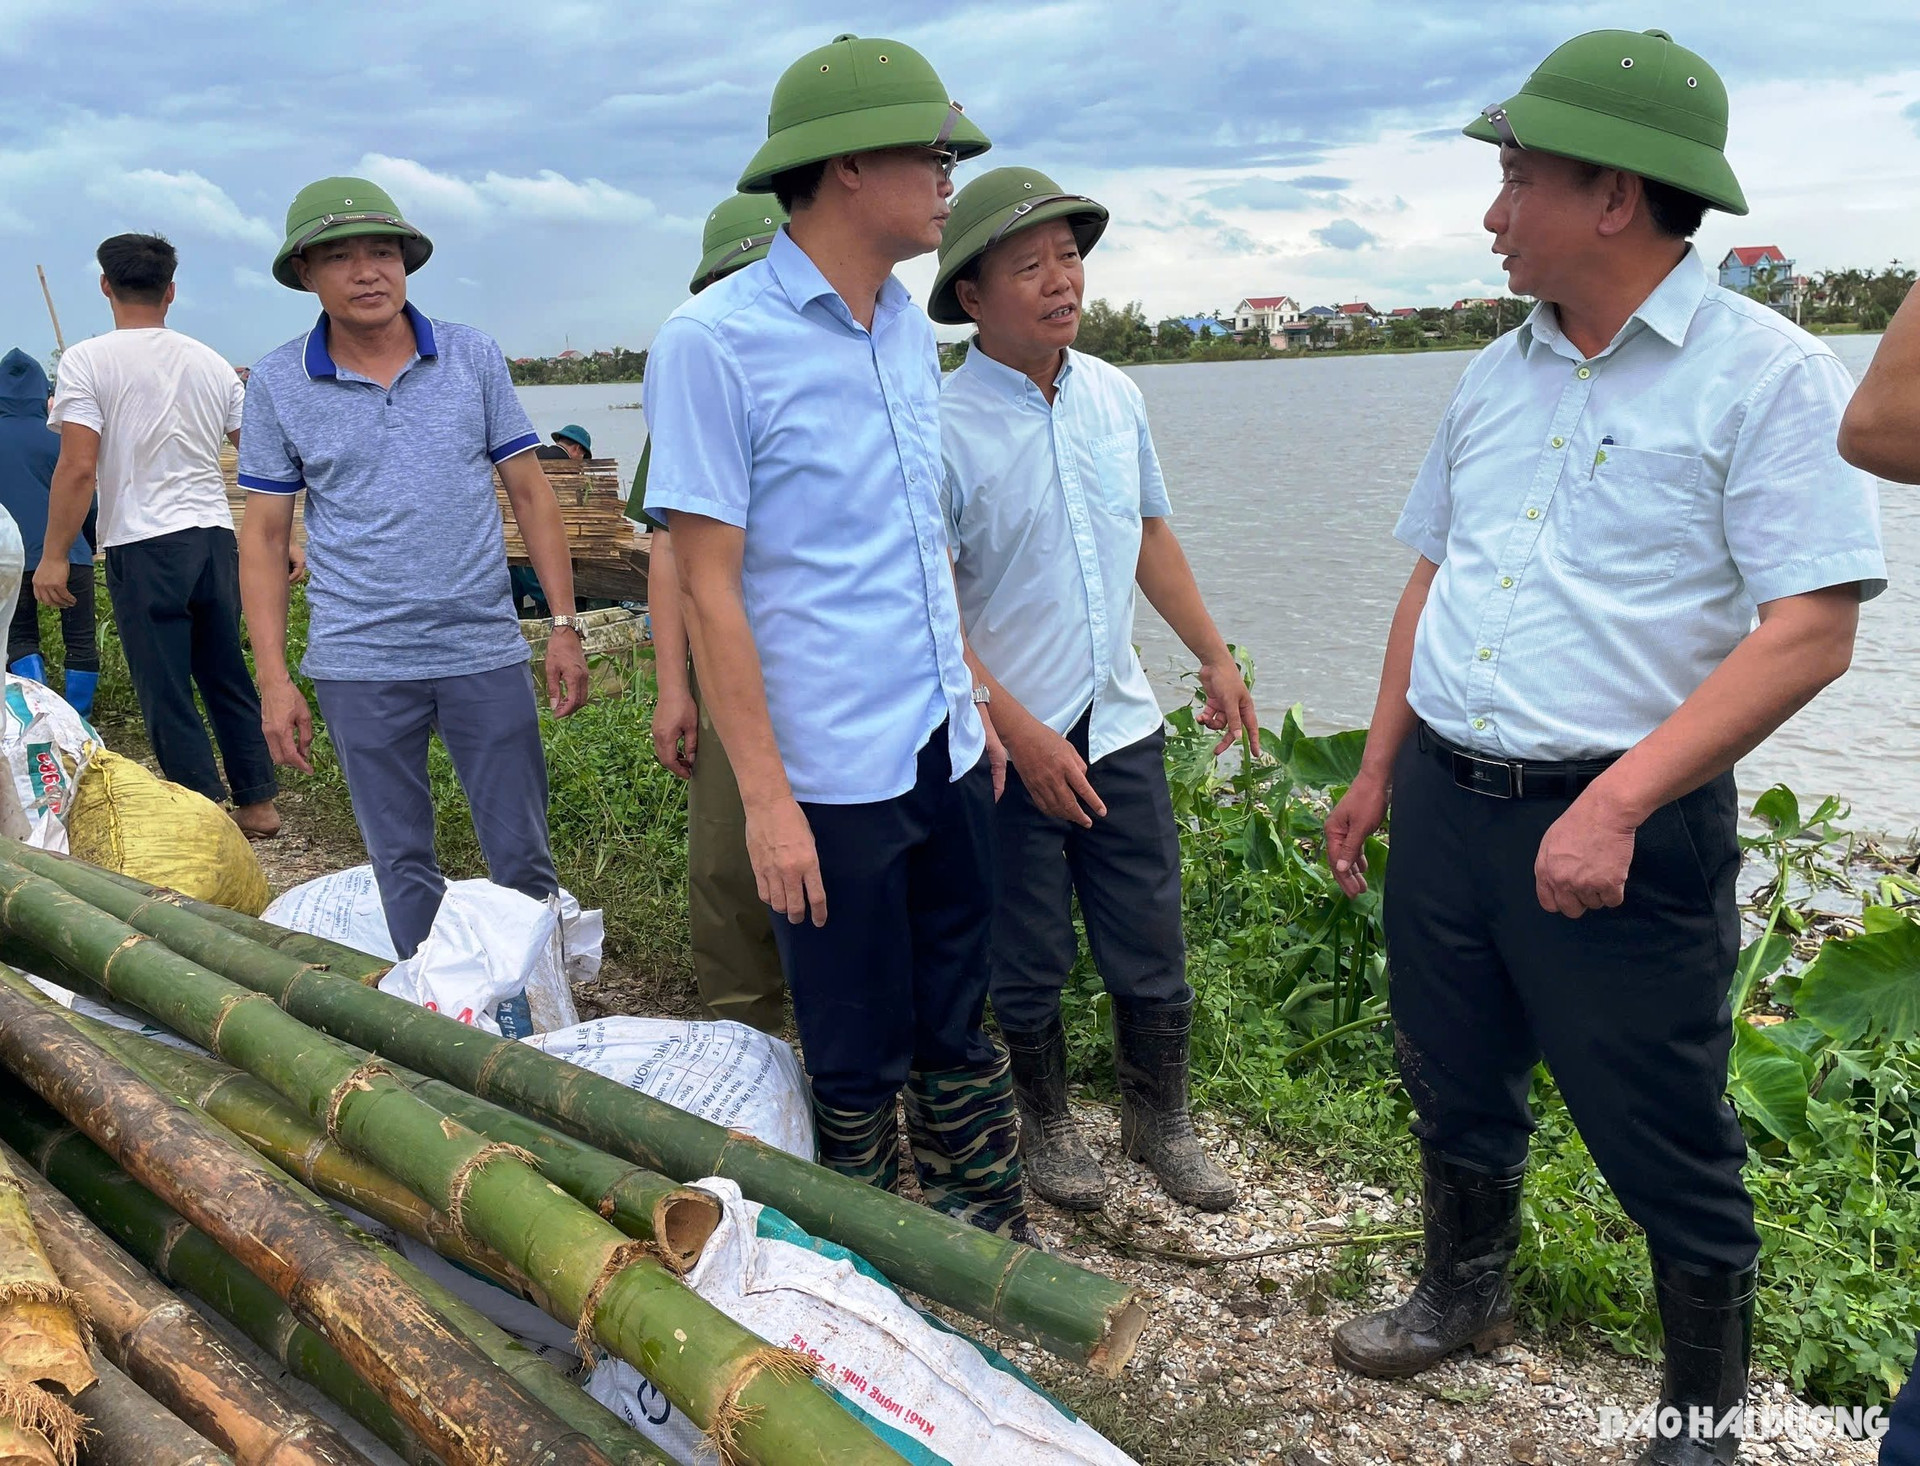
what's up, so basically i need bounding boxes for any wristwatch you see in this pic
[551,615,583,635]
[971,684,992,706]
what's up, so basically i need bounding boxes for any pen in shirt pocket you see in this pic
[1592,434,1615,476]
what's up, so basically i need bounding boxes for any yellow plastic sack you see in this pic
[66,751,272,916]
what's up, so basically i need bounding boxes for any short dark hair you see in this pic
[771,161,828,215]
[97,233,177,305]
[1640,178,1709,240]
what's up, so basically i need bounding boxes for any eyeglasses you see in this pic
[904,146,961,182]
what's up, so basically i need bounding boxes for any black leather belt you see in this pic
[1417,723,1621,801]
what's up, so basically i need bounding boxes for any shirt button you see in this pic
[1500,576,1514,588]
[1526,507,1541,520]
[1477,648,1492,661]
[1550,436,1566,449]
[1577,366,1592,379]
[1472,717,1488,731]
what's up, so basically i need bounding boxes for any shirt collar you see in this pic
[1517,247,1708,360]
[766,227,911,332]
[956,343,1073,405]
[303,301,437,380]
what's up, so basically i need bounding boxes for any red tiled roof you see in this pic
[1390,307,1419,317]
[1337,302,1375,315]
[1241,296,1294,309]
[1726,245,1787,267]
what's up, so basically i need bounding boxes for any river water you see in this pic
[521,332,1917,838]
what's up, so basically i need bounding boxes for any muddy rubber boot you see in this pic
[1638,1258,1755,1464]
[811,1096,901,1192]
[1002,1017,1108,1212]
[1112,997,1237,1211]
[1330,1149,1522,1378]
[903,1052,1043,1248]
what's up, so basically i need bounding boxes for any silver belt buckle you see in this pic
[1451,750,1519,799]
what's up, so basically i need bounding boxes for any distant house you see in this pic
[1301,304,1338,319]
[1450,297,1503,313]
[1173,315,1233,340]
[1718,246,1791,294]
[1388,307,1420,319]
[1279,320,1320,349]
[1337,302,1377,318]
[556,348,585,361]
[1232,296,1301,345]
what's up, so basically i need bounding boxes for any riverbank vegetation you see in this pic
[51,597,1920,1407]
[507,346,648,385]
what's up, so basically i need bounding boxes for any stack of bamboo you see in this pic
[0,842,1149,1466]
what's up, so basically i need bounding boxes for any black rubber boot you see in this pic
[1002,1018,1109,1212]
[902,1052,1043,1248]
[1331,1148,1522,1378]
[1113,997,1237,1211]
[812,1096,901,1193]
[1638,1257,1756,1464]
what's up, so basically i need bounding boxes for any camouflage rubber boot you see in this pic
[811,1095,902,1192]
[1112,997,1238,1211]
[1330,1149,1522,1379]
[902,1053,1043,1247]
[1002,1018,1109,1211]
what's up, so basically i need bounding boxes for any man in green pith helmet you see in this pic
[644,37,1042,1244]
[931,166,1258,1215]
[238,176,590,960]
[629,193,790,1034]
[1321,31,1884,1462]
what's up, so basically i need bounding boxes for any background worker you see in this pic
[0,348,94,714]
[932,166,1258,1214]
[1323,33,1884,1464]
[42,233,281,835]
[239,177,589,958]
[635,192,790,1034]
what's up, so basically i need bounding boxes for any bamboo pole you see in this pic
[0,843,1150,1372]
[95,1029,717,1272]
[0,1090,429,1465]
[1,1143,369,1466]
[34,269,64,356]
[0,1419,63,1466]
[75,1349,232,1466]
[0,1148,96,1406]
[48,1040,671,1466]
[0,874,903,1466]
[0,976,615,1466]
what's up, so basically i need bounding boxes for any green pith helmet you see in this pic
[928,167,1109,326]
[1463,29,1747,215]
[272,177,433,290]
[737,34,990,194]
[692,193,788,293]
[552,424,592,454]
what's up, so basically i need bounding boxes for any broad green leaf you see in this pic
[1285,725,1370,788]
[1728,1020,1812,1142]
[1792,918,1920,1045]
[1728,932,1793,1015]
[1749,785,1803,839]
[1861,904,1910,935]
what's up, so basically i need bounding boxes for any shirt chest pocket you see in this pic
[1551,444,1704,583]
[1085,429,1141,520]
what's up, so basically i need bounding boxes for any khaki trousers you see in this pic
[686,670,787,1032]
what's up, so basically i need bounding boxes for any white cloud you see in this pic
[87,169,277,248]
[356,154,662,226]
[233,266,274,291]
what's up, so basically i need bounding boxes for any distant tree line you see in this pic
[508,346,648,385]
[1797,264,1915,332]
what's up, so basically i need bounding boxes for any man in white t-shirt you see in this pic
[40,233,281,836]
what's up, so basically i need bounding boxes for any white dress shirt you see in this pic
[941,347,1172,765]
[1396,248,1886,761]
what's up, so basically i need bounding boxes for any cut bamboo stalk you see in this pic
[1,1142,369,1466]
[0,1417,64,1466]
[0,1090,429,1465]
[49,1041,670,1466]
[0,1147,95,1400]
[75,1349,232,1466]
[0,876,903,1466]
[0,975,616,1466]
[96,1030,716,1272]
[1,843,1150,1373]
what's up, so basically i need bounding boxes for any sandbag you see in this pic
[586,1181,1140,1466]
[1,674,102,853]
[377,879,578,1037]
[522,1016,814,1161]
[66,750,269,915]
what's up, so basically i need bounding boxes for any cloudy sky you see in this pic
[3,0,1917,364]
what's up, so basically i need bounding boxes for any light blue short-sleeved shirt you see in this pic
[642,229,983,805]
[239,304,540,682]
[1396,249,1887,761]
[940,347,1171,765]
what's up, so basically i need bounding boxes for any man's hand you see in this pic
[745,795,827,926]
[1325,772,1389,897]
[652,686,699,779]
[288,542,307,584]
[260,679,315,774]
[544,628,590,718]
[1197,655,1261,757]
[980,708,1007,801]
[1003,716,1105,827]
[1534,788,1639,919]
[32,557,74,608]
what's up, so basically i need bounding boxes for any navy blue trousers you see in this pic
[1383,734,1759,1272]
[771,721,998,1112]
[313,661,558,958]
[1886,1338,1920,1465]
